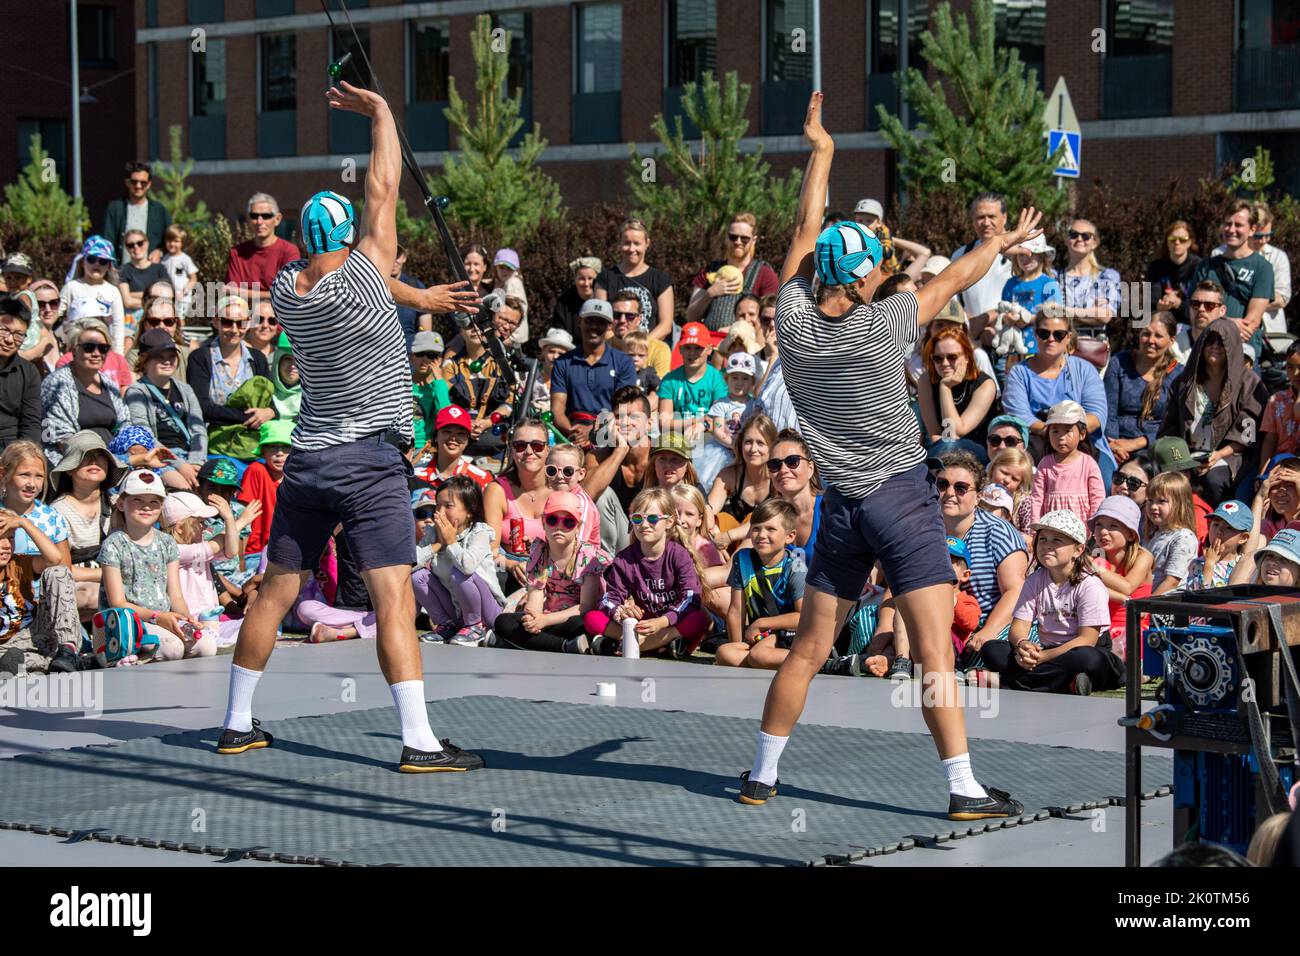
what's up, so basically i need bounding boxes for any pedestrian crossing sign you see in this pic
[1048,129,1081,178]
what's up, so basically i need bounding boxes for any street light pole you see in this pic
[71,0,82,204]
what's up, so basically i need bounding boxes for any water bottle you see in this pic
[622,618,640,660]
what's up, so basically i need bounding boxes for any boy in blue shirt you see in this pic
[658,321,728,447]
[715,498,806,669]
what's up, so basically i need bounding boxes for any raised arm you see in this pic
[781,92,834,287]
[915,207,1043,326]
[328,82,399,272]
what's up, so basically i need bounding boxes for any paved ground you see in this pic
[0,641,1172,866]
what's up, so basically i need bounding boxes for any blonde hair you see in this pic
[546,443,585,469]
[621,218,650,243]
[0,441,47,499]
[621,330,650,353]
[164,224,187,247]
[1247,811,1291,866]
[1070,219,1103,278]
[1145,472,1197,539]
[644,450,701,490]
[163,514,205,545]
[988,447,1034,520]
[632,487,715,602]
[668,483,714,541]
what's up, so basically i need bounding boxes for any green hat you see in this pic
[197,457,240,487]
[258,420,296,452]
[650,431,692,459]
[276,331,291,350]
[1152,436,1199,474]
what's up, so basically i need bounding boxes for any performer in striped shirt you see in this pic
[216,81,485,773]
[738,91,1042,820]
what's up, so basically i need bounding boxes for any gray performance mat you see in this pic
[0,695,1172,866]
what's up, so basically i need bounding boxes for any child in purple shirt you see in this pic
[584,487,711,656]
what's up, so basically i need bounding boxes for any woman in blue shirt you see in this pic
[1103,311,1182,465]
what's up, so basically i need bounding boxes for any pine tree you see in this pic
[877,0,1067,218]
[153,125,211,233]
[0,133,90,240]
[627,72,802,238]
[432,15,563,244]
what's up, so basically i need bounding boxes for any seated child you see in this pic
[1231,528,1300,588]
[237,421,292,557]
[715,498,805,669]
[584,487,711,657]
[982,509,1122,695]
[693,353,756,494]
[1187,500,1252,591]
[1260,455,1300,538]
[99,469,213,661]
[988,447,1035,536]
[1090,495,1153,664]
[543,443,601,547]
[621,330,661,395]
[0,532,80,677]
[669,483,730,618]
[411,475,506,646]
[1144,470,1200,595]
[493,491,611,653]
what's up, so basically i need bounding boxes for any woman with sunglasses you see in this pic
[765,431,824,559]
[484,419,552,591]
[1158,317,1269,507]
[685,212,780,343]
[246,300,281,363]
[1111,455,1153,507]
[1146,220,1201,326]
[127,296,191,382]
[916,324,997,450]
[1104,311,1181,466]
[185,295,276,433]
[117,229,170,346]
[40,319,131,466]
[124,327,207,490]
[1003,310,1117,488]
[18,280,63,372]
[60,236,126,355]
[984,413,1030,464]
[1056,218,1121,336]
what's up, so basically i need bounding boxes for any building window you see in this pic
[191,38,226,160]
[330,28,371,153]
[993,0,1045,87]
[1102,1,1173,119]
[146,0,158,29]
[77,5,116,69]
[16,119,68,184]
[188,0,225,23]
[763,0,813,135]
[1236,0,1300,111]
[409,19,451,151]
[492,11,533,141]
[869,0,926,129]
[258,33,296,157]
[573,3,622,144]
[255,0,295,16]
[667,0,716,87]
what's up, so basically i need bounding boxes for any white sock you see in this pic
[942,753,987,799]
[391,680,441,752]
[223,663,262,733]
[750,731,788,786]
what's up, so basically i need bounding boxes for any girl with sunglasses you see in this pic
[1002,311,1118,489]
[60,236,125,355]
[492,491,611,654]
[411,475,506,646]
[484,420,552,590]
[685,212,780,342]
[584,487,710,657]
[542,444,603,548]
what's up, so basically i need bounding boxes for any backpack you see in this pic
[91,608,156,667]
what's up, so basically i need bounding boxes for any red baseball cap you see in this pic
[434,405,471,432]
[679,322,710,347]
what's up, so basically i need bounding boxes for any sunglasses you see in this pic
[85,256,111,266]
[1255,231,1273,240]
[629,513,667,526]
[933,352,962,366]
[1189,299,1221,310]
[126,240,147,249]
[728,233,753,244]
[248,212,277,220]
[1113,474,1147,492]
[545,465,577,479]
[219,319,247,330]
[1067,230,1094,241]
[1035,328,1069,342]
[766,454,810,473]
[145,316,178,328]
[414,351,442,360]
[255,316,279,326]
[128,178,150,187]
[414,508,437,520]
[612,310,640,320]
[511,440,547,455]
[37,299,59,311]
[936,478,974,496]
[78,342,110,355]
[544,513,578,530]
[1166,235,1191,244]
[987,433,1023,448]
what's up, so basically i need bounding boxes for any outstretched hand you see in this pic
[419,281,483,315]
[326,81,388,117]
[803,91,833,151]
[997,207,1044,254]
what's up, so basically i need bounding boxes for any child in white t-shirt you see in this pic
[159,225,199,316]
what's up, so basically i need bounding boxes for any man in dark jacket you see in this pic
[100,161,172,262]
[0,297,43,449]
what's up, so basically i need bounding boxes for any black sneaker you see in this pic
[948,786,1024,821]
[820,654,855,676]
[1069,673,1093,696]
[887,657,914,681]
[47,645,79,674]
[0,647,24,677]
[398,738,486,773]
[216,719,273,755]
[738,770,779,805]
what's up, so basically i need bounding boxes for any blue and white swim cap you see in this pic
[814,221,883,287]
[300,190,356,254]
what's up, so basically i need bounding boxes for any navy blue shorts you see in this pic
[267,436,416,574]
[806,463,955,600]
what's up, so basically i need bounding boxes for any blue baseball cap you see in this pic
[300,190,355,254]
[946,536,971,564]
[1208,499,1252,533]
[1258,529,1300,568]
[80,235,117,262]
[814,221,883,287]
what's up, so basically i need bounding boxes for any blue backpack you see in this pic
[91,608,156,667]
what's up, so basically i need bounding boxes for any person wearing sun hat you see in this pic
[1237,527,1300,588]
[978,508,1122,696]
[1088,494,1151,657]
[738,90,1041,819]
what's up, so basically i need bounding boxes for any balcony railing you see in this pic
[189,114,226,161]
[572,91,621,145]
[761,79,813,136]
[407,101,450,152]
[257,110,295,158]
[1102,52,1172,119]
[1235,45,1300,112]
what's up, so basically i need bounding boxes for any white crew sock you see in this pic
[942,753,988,799]
[391,680,442,752]
[223,663,263,733]
[750,731,788,786]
